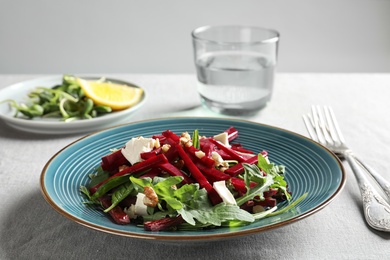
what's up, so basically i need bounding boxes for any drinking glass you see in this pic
[192,25,279,116]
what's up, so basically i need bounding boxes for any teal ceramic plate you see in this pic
[40,117,345,241]
[0,76,146,134]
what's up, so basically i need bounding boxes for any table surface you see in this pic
[1,73,389,260]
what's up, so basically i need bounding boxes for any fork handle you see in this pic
[344,152,390,231]
[345,152,377,193]
[352,155,390,201]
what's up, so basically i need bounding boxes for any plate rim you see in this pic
[40,116,346,241]
[0,75,146,134]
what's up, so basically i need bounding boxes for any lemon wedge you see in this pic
[77,78,143,110]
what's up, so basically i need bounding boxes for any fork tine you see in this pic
[302,114,318,142]
[323,106,339,144]
[316,106,334,145]
[326,106,346,144]
[311,106,326,145]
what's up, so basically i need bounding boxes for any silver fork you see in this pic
[303,105,390,232]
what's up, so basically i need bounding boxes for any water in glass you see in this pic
[196,50,274,115]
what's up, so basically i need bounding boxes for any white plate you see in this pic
[0,76,146,134]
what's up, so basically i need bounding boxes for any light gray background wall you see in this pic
[1,0,389,74]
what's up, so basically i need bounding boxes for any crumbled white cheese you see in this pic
[213,132,230,147]
[121,136,157,165]
[134,193,148,216]
[211,151,224,164]
[124,193,149,219]
[124,204,137,219]
[211,151,229,170]
[213,180,237,205]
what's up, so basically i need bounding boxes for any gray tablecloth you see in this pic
[1,73,389,260]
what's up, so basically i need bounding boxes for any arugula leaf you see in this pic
[90,175,130,200]
[236,174,274,206]
[213,203,254,223]
[87,167,110,188]
[187,187,210,210]
[153,176,183,191]
[257,154,273,174]
[179,203,254,226]
[164,197,183,210]
[103,182,135,212]
[225,206,277,227]
[176,188,210,225]
[177,184,255,227]
[271,175,292,201]
[174,183,200,203]
[130,175,256,227]
[237,162,274,205]
[243,163,267,186]
[152,176,184,210]
[257,154,291,201]
[178,208,197,225]
[130,176,185,211]
[80,186,97,204]
[129,176,152,192]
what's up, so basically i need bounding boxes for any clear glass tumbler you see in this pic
[192,25,279,116]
